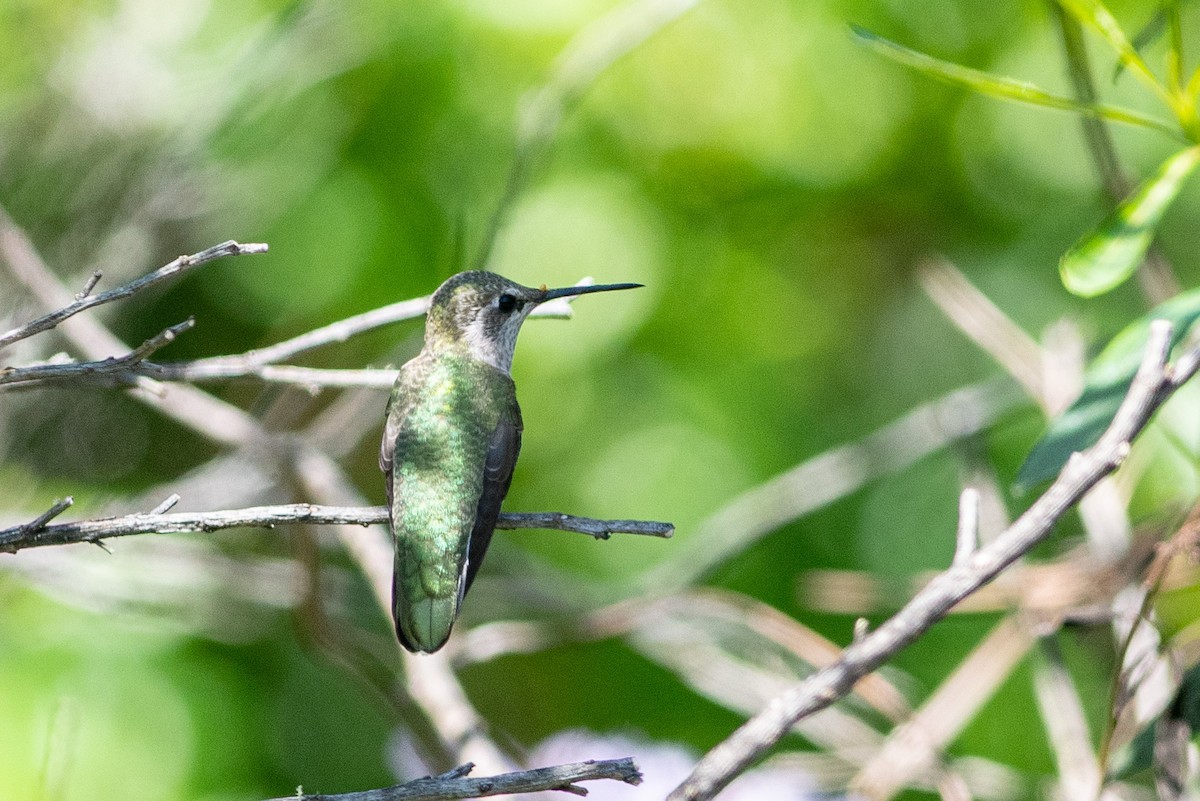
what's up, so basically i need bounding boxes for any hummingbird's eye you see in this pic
[496,293,519,314]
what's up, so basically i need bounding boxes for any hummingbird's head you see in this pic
[423,271,641,374]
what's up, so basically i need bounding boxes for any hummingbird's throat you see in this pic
[460,308,526,374]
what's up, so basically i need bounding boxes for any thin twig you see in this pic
[0,210,271,446]
[264,757,642,801]
[151,286,578,380]
[642,377,1023,592]
[13,497,75,537]
[149,494,181,515]
[0,362,397,392]
[164,296,430,378]
[1097,506,1200,775]
[0,319,195,387]
[0,504,674,553]
[850,616,1036,799]
[953,488,980,567]
[0,279,609,393]
[917,258,1045,404]
[1032,637,1101,800]
[76,270,103,300]
[667,320,1193,801]
[496,511,673,540]
[0,232,266,351]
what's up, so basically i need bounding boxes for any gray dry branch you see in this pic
[0,274,610,392]
[0,319,196,388]
[667,319,1200,801]
[265,758,642,801]
[0,234,267,351]
[0,504,674,553]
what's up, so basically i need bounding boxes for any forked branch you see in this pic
[667,320,1199,801]
[0,236,266,352]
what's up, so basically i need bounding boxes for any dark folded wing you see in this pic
[379,392,405,509]
[462,410,522,596]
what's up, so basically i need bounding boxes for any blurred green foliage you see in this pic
[3,0,1200,799]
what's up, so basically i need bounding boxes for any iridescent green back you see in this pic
[381,348,520,652]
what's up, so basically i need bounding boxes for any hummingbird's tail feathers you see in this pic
[399,595,457,653]
[393,567,458,653]
[395,617,422,653]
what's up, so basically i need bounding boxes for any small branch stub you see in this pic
[20,497,75,535]
[76,270,103,300]
[149,494,182,515]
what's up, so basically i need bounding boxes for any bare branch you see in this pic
[191,365,394,389]
[0,211,271,446]
[918,259,1045,404]
[0,361,397,393]
[148,281,580,381]
[264,758,642,801]
[0,278,612,393]
[850,616,1035,799]
[0,232,266,352]
[163,296,430,379]
[0,319,195,388]
[0,503,674,553]
[495,511,673,540]
[667,320,1189,801]
[642,377,1023,592]
[953,488,980,568]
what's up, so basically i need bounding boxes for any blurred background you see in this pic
[2,0,1200,799]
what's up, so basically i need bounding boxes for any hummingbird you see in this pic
[380,271,642,653]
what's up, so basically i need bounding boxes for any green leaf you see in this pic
[1118,6,1167,83]
[1056,0,1172,105]
[1060,146,1200,297]
[850,26,1180,138]
[1167,1,1185,94]
[1017,287,1200,488]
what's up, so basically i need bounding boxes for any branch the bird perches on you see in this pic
[0,503,673,553]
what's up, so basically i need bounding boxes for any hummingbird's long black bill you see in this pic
[540,282,643,301]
